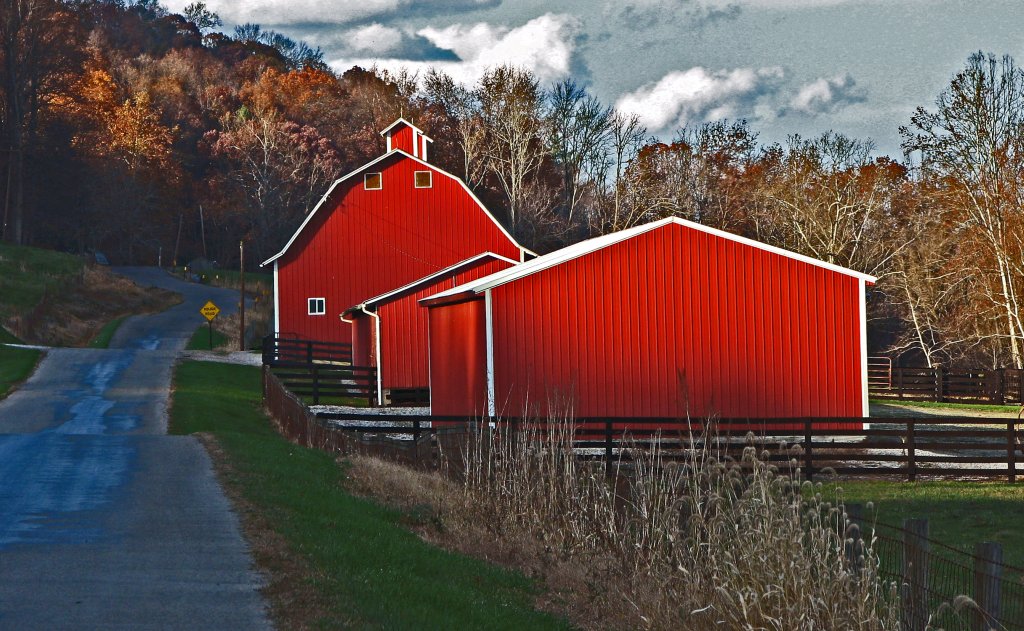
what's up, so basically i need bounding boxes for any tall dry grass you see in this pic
[438,419,903,630]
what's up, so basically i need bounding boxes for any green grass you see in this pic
[186,324,229,350]
[871,398,1021,414]
[0,242,84,320]
[88,317,126,349]
[829,480,1024,567]
[0,344,41,399]
[170,361,567,630]
[0,327,21,344]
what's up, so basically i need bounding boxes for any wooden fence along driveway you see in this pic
[262,334,377,406]
[869,358,1024,405]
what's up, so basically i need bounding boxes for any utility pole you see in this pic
[200,204,208,259]
[239,240,245,351]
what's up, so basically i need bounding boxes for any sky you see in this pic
[165,0,1024,157]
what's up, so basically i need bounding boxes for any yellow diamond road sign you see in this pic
[200,301,220,321]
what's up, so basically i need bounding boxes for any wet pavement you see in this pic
[0,268,271,630]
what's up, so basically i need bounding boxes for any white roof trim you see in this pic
[352,252,519,311]
[260,149,531,266]
[422,217,878,302]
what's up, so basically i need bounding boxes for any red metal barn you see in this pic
[421,218,874,427]
[260,118,529,344]
[344,253,518,404]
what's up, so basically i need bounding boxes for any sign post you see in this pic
[200,300,220,350]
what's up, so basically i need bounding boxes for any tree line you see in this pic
[2,0,1023,368]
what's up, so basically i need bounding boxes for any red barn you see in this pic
[343,252,518,404]
[421,218,875,423]
[261,118,529,344]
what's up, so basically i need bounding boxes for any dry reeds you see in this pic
[439,418,903,630]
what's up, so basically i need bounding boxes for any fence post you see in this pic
[804,419,814,481]
[312,365,320,405]
[902,518,929,631]
[306,341,313,364]
[605,419,613,478]
[897,367,905,400]
[1008,421,1016,484]
[934,367,943,403]
[997,369,1007,405]
[413,416,421,443]
[973,541,1003,631]
[908,420,917,482]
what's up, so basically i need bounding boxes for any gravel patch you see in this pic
[179,350,264,366]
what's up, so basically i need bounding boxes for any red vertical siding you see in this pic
[389,125,417,154]
[481,222,863,422]
[350,312,374,367]
[276,153,521,344]
[427,299,489,417]
[376,258,515,389]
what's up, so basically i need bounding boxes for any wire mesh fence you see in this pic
[852,514,1024,630]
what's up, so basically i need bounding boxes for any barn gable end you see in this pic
[262,120,528,345]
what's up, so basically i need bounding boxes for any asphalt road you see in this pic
[0,268,271,630]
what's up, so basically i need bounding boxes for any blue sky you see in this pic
[167,0,1024,157]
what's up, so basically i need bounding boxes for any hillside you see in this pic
[0,243,179,346]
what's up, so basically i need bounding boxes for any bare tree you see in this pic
[545,78,611,224]
[758,132,906,279]
[596,110,647,233]
[476,65,546,233]
[901,52,1024,367]
[423,69,487,188]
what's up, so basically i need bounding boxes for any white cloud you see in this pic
[789,73,865,114]
[345,24,404,54]
[328,13,581,86]
[614,66,784,133]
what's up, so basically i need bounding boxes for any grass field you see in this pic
[827,480,1024,567]
[88,317,126,349]
[0,344,40,399]
[0,242,84,320]
[169,361,567,630]
[871,398,1021,414]
[186,324,229,350]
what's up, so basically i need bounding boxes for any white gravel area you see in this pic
[178,350,264,366]
[309,404,430,416]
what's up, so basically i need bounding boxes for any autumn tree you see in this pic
[202,107,342,261]
[0,0,79,243]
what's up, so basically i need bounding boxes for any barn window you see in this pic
[364,172,382,190]
[414,171,432,188]
[308,297,326,315]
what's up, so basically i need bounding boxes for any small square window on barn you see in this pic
[308,297,326,315]
[364,172,382,190]
[414,171,432,188]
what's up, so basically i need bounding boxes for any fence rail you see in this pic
[314,412,1024,482]
[262,335,377,405]
[262,333,353,366]
[870,364,1024,405]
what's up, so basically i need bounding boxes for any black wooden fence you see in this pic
[262,334,378,405]
[869,362,1024,405]
[315,413,1024,482]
